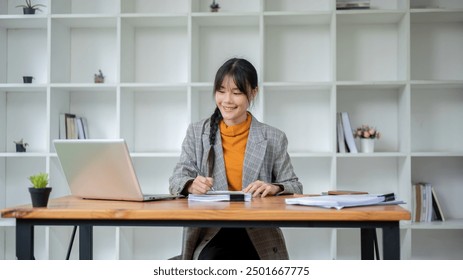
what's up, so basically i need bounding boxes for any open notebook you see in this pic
[54,139,181,202]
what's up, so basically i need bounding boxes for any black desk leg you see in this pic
[382,222,400,260]
[79,225,93,260]
[16,220,34,260]
[360,228,376,260]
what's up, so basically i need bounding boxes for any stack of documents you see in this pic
[285,194,404,210]
[188,191,251,202]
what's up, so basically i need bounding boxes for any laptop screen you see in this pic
[54,139,146,201]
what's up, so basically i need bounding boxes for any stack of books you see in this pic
[411,182,445,222]
[336,0,370,10]
[59,113,89,139]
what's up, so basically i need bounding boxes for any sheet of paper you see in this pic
[285,194,404,210]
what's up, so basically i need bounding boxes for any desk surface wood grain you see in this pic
[1,195,410,221]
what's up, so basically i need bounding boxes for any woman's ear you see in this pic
[252,87,258,99]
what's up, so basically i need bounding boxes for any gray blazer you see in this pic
[169,115,303,259]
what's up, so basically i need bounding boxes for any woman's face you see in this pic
[215,75,255,126]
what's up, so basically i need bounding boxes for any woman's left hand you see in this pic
[243,180,282,197]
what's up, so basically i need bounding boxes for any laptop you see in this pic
[53,139,181,202]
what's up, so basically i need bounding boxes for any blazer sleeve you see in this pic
[271,132,303,195]
[169,122,203,196]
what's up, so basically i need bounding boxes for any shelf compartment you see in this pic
[337,84,408,153]
[50,87,118,143]
[50,17,117,84]
[50,0,119,15]
[337,157,406,194]
[337,0,407,11]
[411,156,463,220]
[1,90,47,153]
[263,86,332,153]
[336,12,408,82]
[411,11,463,81]
[264,0,331,12]
[120,16,188,83]
[120,87,188,153]
[410,229,463,259]
[264,14,333,83]
[191,0,260,13]
[191,15,260,83]
[0,19,47,84]
[411,0,463,10]
[411,85,463,152]
[121,0,189,14]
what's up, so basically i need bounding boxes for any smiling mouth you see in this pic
[222,106,236,111]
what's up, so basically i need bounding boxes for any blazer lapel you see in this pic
[242,117,267,188]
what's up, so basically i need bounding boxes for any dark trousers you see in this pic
[198,228,260,260]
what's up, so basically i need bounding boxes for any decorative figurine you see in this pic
[210,0,220,12]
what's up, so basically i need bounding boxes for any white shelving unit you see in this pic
[1,0,462,260]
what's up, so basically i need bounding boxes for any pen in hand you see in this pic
[192,164,214,193]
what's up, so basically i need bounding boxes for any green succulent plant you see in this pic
[28,172,49,189]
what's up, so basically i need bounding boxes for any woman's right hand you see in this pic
[187,176,214,194]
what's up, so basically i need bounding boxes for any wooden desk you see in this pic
[1,195,410,260]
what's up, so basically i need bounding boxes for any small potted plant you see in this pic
[354,124,381,153]
[22,76,34,83]
[14,138,28,152]
[94,69,105,83]
[210,0,220,12]
[16,0,46,15]
[28,172,52,207]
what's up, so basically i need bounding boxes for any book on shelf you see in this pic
[411,182,445,222]
[431,186,445,221]
[337,112,347,153]
[340,112,358,153]
[336,0,370,10]
[59,113,89,139]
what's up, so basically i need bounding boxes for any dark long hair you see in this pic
[207,58,258,176]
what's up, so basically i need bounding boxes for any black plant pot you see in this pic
[23,8,36,14]
[29,187,52,207]
[16,144,26,152]
[23,76,33,83]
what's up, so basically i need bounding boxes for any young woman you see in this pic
[169,58,303,260]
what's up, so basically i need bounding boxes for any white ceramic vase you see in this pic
[360,138,375,153]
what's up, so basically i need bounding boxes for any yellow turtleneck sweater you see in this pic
[219,113,252,191]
